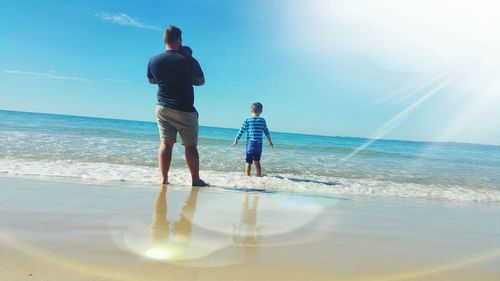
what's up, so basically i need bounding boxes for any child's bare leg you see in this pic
[245,163,251,176]
[255,161,262,177]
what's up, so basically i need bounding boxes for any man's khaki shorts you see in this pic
[156,105,199,146]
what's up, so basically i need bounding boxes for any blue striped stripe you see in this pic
[235,116,270,142]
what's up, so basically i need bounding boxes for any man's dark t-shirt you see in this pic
[147,50,204,112]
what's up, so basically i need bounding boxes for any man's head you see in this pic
[251,102,263,115]
[163,25,182,50]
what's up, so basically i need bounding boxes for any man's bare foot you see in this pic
[192,179,209,187]
[161,178,169,185]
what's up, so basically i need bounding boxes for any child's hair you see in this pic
[251,102,263,113]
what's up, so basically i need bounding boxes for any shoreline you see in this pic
[1,172,498,205]
[1,176,499,281]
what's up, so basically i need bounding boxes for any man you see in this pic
[147,25,208,186]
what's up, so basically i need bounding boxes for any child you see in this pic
[232,102,273,177]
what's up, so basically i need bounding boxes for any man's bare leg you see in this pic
[255,161,262,177]
[185,145,208,186]
[158,141,174,184]
[245,162,251,176]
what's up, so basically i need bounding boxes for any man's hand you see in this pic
[231,139,238,147]
[193,76,205,86]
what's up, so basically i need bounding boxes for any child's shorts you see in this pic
[246,140,263,164]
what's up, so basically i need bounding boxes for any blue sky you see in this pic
[1,0,499,145]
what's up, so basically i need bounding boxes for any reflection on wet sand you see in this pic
[124,186,330,265]
[232,192,263,247]
[147,186,199,260]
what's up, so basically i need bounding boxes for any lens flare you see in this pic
[343,71,459,160]
[144,247,171,260]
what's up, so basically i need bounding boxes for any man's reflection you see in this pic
[149,186,200,258]
[232,192,263,248]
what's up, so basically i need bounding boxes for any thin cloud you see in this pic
[4,70,89,81]
[95,12,162,31]
[105,78,134,83]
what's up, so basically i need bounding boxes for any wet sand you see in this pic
[0,176,499,281]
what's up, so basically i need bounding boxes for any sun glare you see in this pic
[284,0,500,148]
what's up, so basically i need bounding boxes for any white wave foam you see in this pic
[0,158,498,203]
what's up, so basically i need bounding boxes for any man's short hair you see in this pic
[251,102,263,113]
[163,25,182,44]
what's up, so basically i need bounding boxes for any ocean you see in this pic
[1,110,499,202]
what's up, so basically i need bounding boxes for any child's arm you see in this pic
[232,119,248,147]
[266,135,274,148]
[263,120,273,148]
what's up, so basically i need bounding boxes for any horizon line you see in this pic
[1,108,498,148]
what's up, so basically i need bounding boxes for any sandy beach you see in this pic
[0,176,498,281]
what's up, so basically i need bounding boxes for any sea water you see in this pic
[1,110,499,202]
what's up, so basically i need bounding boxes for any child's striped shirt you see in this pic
[235,116,270,143]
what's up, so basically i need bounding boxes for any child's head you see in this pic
[251,102,263,115]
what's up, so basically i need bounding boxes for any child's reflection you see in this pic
[232,192,263,248]
[149,186,200,256]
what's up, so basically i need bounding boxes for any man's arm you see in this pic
[191,57,205,86]
[147,60,157,84]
